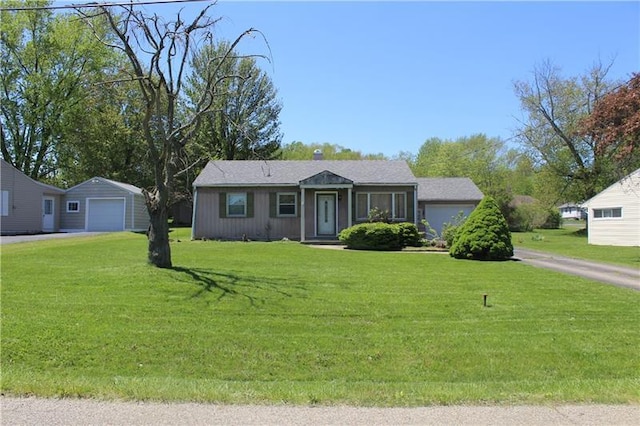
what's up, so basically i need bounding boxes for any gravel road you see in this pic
[2,397,640,425]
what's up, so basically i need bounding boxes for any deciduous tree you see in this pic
[580,73,640,175]
[186,41,282,162]
[0,0,113,181]
[514,60,619,201]
[78,3,259,268]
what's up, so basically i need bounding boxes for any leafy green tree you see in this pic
[185,41,282,162]
[449,196,513,261]
[278,141,386,160]
[410,134,514,215]
[0,0,114,181]
[514,60,620,201]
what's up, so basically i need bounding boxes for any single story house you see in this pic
[416,177,484,236]
[582,168,640,246]
[192,158,418,241]
[61,177,149,232]
[1,159,66,235]
[558,203,586,220]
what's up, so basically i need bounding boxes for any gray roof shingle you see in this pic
[194,160,417,187]
[416,177,483,202]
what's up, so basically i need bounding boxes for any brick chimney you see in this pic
[313,149,323,161]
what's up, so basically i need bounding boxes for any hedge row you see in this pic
[338,222,421,251]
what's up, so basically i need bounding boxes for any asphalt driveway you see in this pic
[514,248,640,291]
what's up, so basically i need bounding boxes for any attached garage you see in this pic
[416,177,484,235]
[61,177,149,232]
[423,204,477,236]
[87,198,126,231]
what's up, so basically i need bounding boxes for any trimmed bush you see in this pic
[397,222,422,247]
[449,196,514,261]
[338,222,402,251]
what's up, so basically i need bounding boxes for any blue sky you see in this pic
[99,1,640,157]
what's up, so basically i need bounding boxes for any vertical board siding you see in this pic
[194,187,301,240]
[194,185,418,241]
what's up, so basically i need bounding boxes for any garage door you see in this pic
[87,199,125,231]
[424,205,475,235]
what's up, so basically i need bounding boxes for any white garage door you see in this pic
[424,205,475,235]
[87,199,125,231]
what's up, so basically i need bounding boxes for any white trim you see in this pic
[355,191,407,221]
[1,190,8,216]
[299,184,354,189]
[66,200,80,213]
[227,192,247,217]
[314,191,338,237]
[85,197,126,231]
[191,189,199,240]
[592,207,623,220]
[277,192,297,217]
[42,196,55,232]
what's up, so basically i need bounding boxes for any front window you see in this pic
[278,193,297,216]
[593,207,622,219]
[67,201,80,213]
[227,193,246,217]
[356,192,407,220]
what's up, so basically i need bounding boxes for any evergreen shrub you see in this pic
[338,222,402,251]
[449,196,514,261]
[397,222,422,247]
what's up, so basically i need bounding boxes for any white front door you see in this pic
[42,197,54,232]
[317,194,336,236]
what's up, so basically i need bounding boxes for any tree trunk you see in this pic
[145,184,172,268]
[147,206,172,268]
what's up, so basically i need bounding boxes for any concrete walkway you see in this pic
[2,397,639,425]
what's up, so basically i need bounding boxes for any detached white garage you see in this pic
[61,177,149,232]
[416,177,484,235]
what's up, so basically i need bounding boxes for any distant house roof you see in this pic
[193,160,417,187]
[66,176,143,195]
[416,177,483,202]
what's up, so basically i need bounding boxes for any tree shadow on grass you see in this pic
[170,266,301,306]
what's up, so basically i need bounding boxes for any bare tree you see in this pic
[77,3,259,267]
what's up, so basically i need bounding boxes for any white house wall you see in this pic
[587,172,640,246]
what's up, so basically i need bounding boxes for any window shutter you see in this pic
[247,192,254,218]
[406,191,415,222]
[297,192,301,218]
[269,192,277,218]
[219,192,227,218]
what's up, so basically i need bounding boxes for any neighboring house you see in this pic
[192,157,418,241]
[416,177,484,236]
[582,168,640,247]
[1,159,66,235]
[558,203,585,220]
[61,177,149,232]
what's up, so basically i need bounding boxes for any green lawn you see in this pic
[1,230,639,406]
[512,226,640,267]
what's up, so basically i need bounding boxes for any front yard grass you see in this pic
[512,226,640,267]
[1,230,639,405]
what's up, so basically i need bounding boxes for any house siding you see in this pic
[194,187,301,240]
[1,160,63,234]
[586,172,640,246]
[61,179,148,231]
